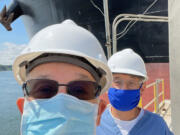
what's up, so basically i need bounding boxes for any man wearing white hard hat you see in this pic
[97,49,173,135]
[13,20,112,135]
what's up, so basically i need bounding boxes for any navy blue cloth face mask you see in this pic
[108,84,143,111]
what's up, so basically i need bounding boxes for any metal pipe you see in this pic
[146,82,156,88]
[112,16,168,54]
[103,0,111,58]
[144,97,156,109]
[112,14,168,28]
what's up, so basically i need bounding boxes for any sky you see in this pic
[0,0,28,65]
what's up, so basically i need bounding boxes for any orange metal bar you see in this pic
[138,96,142,108]
[162,79,165,104]
[153,85,157,113]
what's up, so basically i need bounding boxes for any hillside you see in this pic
[0,65,12,71]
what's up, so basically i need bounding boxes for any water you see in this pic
[0,71,23,135]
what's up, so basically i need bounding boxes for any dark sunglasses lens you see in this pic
[25,79,58,99]
[67,81,100,100]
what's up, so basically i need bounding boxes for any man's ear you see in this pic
[140,82,146,96]
[16,97,25,115]
[96,99,107,126]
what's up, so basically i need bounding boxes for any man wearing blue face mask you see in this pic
[97,49,173,135]
[12,20,113,135]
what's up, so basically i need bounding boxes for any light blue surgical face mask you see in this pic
[21,93,98,135]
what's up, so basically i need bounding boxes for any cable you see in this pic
[116,0,161,40]
[117,21,137,40]
[117,0,159,38]
[90,0,104,16]
[144,0,159,14]
[145,10,168,15]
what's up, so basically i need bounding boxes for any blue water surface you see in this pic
[0,71,23,135]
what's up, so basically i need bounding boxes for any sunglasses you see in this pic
[22,79,101,100]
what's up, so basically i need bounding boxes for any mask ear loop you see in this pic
[139,83,143,90]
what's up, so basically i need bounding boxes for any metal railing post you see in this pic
[138,96,143,108]
[144,79,165,112]
[162,79,165,105]
[155,79,160,113]
[153,84,157,113]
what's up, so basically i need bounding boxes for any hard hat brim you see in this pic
[13,49,112,95]
[111,68,148,81]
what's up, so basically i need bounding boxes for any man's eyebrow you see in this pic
[113,77,120,80]
[129,75,139,80]
[36,75,50,79]
[76,73,91,80]
[27,75,50,80]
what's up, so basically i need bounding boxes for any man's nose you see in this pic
[58,86,67,94]
[121,83,128,89]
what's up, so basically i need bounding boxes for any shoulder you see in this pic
[142,110,174,134]
[143,110,166,124]
[100,106,113,124]
[96,106,119,135]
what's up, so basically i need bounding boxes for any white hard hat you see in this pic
[13,20,112,95]
[108,48,147,80]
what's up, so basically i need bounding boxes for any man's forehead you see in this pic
[28,73,92,81]
[112,73,140,80]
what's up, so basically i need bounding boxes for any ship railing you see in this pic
[111,14,169,55]
[138,79,165,113]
